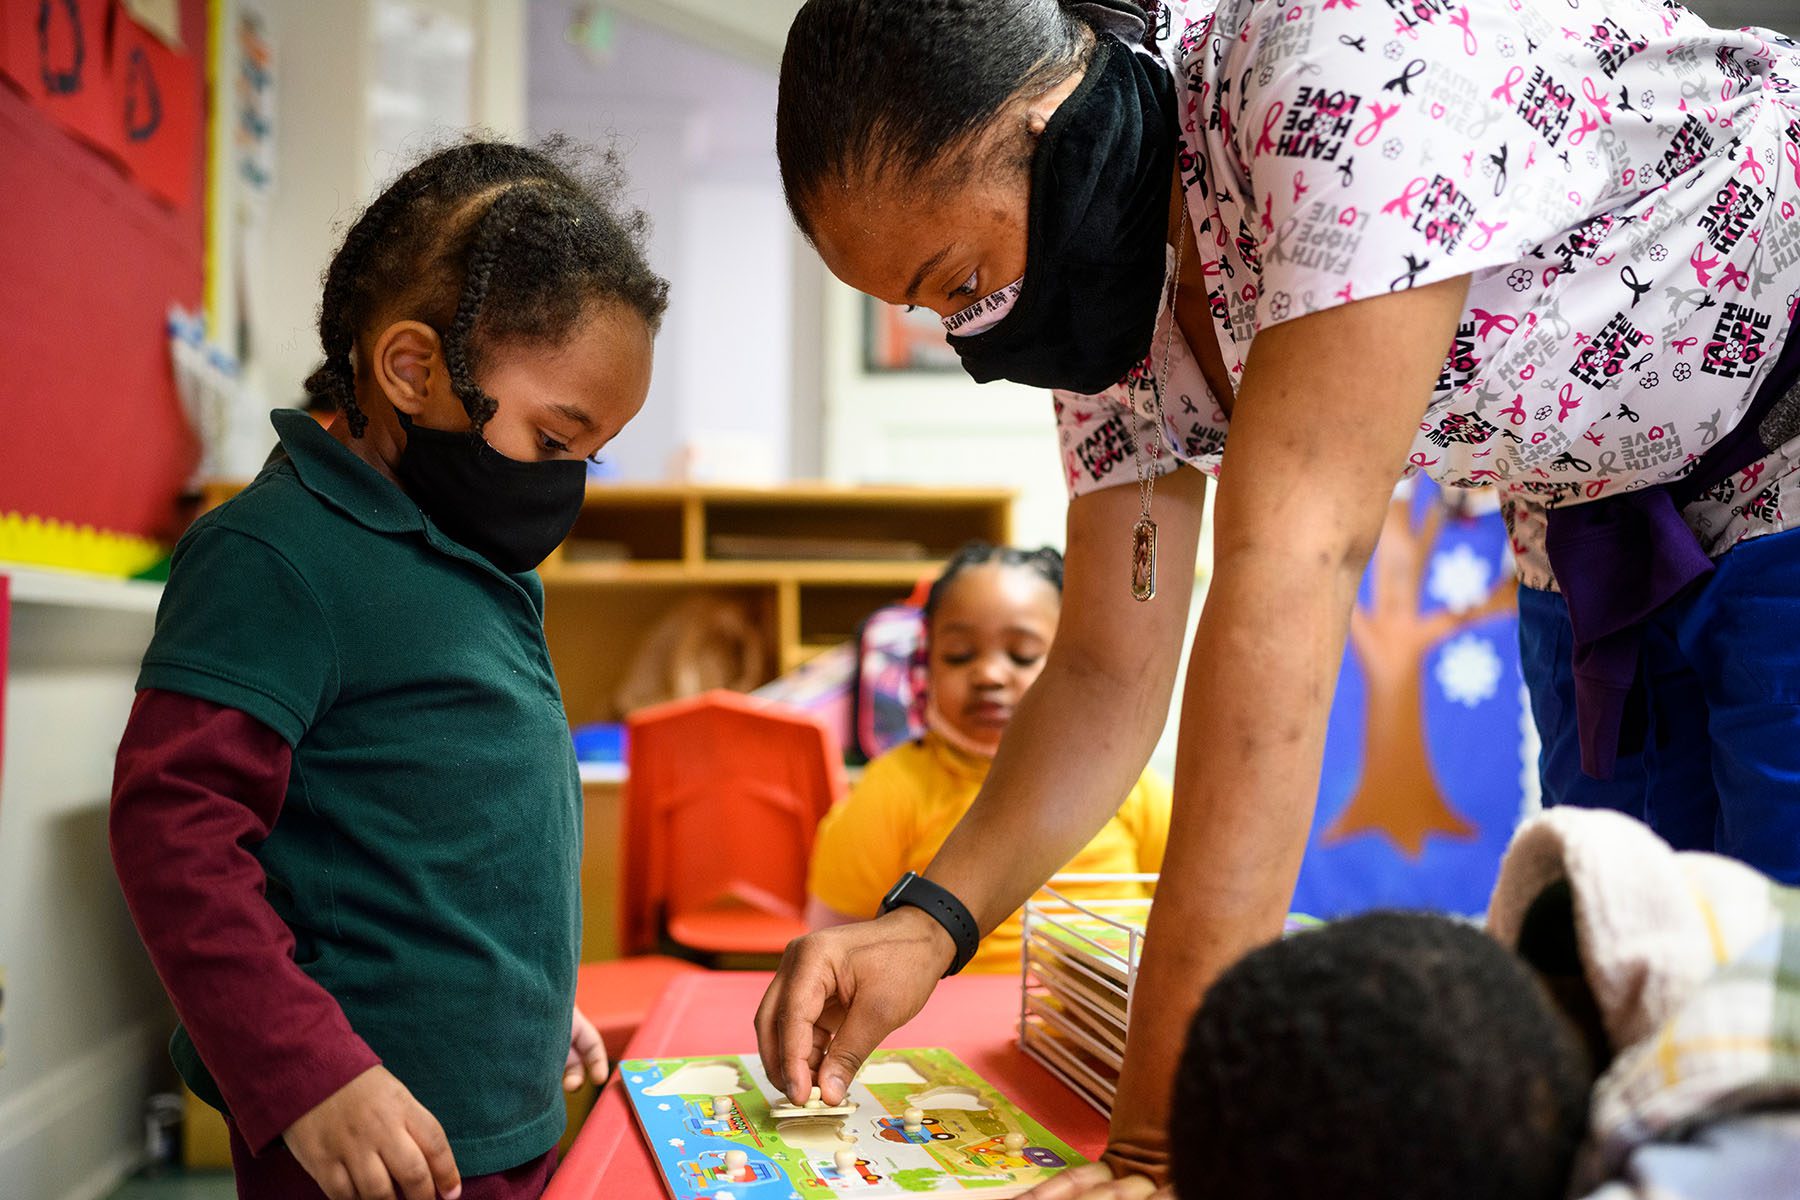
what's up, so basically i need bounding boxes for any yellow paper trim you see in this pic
[203,0,230,330]
[0,512,168,577]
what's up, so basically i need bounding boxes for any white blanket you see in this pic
[1487,809,1800,1199]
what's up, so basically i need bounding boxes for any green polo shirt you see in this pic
[139,409,581,1174]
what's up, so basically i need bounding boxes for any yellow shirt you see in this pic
[807,734,1172,974]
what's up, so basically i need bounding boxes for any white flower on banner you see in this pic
[1426,543,1494,613]
[1436,634,1504,707]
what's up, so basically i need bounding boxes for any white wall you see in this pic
[672,181,794,478]
[236,0,372,441]
[0,594,170,1200]
[595,0,800,68]
[818,273,1072,551]
[527,3,797,482]
[226,0,528,474]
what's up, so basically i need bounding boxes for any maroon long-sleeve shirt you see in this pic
[111,688,380,1150]
[111,689,553,1193]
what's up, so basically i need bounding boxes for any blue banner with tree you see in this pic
[1293,481,1530,918]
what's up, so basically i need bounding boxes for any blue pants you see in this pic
[1518,525,1800,883]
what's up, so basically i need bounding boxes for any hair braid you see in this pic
[302,298,365,437]
[924,540,1065,627]
[303,205,390,438]
[303,164,444,437]
[442,186,530,431]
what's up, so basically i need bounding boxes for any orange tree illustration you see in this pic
[1321,490,1518,858]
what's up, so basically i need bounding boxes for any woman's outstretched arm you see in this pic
[757,465,1206,1103]
[1030,274,1473,1200]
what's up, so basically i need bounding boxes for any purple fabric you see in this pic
[1544,491,1713,778]
[1546,310,1800,779]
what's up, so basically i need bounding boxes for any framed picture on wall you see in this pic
[863,296,961,373]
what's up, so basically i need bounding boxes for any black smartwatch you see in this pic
[879,871,981,977]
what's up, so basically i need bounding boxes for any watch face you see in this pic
[881,872,915,912]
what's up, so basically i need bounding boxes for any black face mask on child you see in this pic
[944,34,1178,394]
[394,414,587,575]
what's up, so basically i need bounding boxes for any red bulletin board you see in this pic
[0,0,121,158]
[0,0,205,560]
[110,3,205,207]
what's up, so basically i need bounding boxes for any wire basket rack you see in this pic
[1017,874,1157,1117]
[1018,877,1322,1115]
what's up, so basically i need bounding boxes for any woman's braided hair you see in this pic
[303,136,669,437]
[775,0,1160,240]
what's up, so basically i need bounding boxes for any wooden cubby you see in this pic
[539,484,1012,719]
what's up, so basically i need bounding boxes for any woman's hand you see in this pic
[282,1065,461,1200]
[565,1006,610,1091]
[1016,1108,1171,1198]
[1021,1162,1170,1200]
[755,907,956,1104]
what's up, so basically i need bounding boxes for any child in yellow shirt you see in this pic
[806,542,1171,973]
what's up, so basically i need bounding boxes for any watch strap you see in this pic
[880,871,980,977]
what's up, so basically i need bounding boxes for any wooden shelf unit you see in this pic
[543,483,1011,724]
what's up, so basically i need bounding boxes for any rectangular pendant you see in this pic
[1131,517,1157,602]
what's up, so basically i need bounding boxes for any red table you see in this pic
[544,972,1109,1199]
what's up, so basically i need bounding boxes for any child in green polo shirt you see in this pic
[111,139,668,1200]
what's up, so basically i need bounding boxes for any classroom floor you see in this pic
[107,1171,235,1199]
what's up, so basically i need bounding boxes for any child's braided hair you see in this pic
[924,541,1065,629]
[303,136,669,438]
[910,541,1063,730]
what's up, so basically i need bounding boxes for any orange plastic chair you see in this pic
[623,690,847,959]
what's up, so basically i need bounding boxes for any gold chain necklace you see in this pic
[1130,220,1186,602]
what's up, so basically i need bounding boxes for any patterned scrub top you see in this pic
[1054,0,1800,588]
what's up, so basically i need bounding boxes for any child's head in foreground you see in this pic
[304,137,669,566]
[1171,911,1596,1200]
[920,542,1064,756]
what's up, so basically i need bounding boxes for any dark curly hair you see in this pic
[303,136,670,438]
[775,1,1165,240]
[1171,912,1594,1200]
[924,541,1064,627]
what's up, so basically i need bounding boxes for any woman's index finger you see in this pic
[778,978,828,1105]
[764,942,838,1105]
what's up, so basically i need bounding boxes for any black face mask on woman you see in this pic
[395,414,587,575]
[944,33,1178,395]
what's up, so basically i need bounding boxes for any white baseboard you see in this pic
[0,1018,165,1200]
[56,1146,148,1200]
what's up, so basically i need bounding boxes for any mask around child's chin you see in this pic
[924,697,1005,761]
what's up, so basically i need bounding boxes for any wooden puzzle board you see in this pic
[619,1048,1087,1199]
